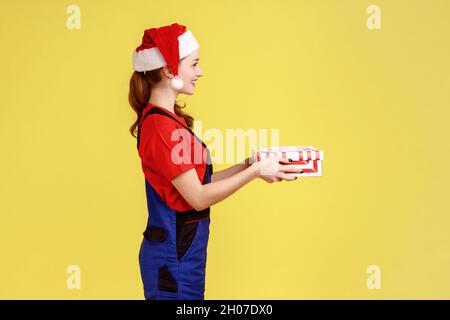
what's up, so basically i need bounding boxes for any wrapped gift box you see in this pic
[254,146,324,177]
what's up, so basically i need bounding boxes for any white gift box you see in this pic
[254,146,324,177]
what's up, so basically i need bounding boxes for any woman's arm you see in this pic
[171,164,259,211]
[210,157,251,183]
[171,157,303,211]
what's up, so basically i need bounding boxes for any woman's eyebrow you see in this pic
[193,58,199,62]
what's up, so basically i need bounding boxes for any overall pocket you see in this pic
[157,265,178,293]
[140,225,168,271]
[176,219,199,260]
[143,225,167,242]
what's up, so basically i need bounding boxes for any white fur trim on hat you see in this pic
[178,30,199,59]
[132,30,199,72]
[132,47,165,72]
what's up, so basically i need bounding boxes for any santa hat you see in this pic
[132,23,199,90]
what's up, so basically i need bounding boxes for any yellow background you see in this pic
[1,0,449,299]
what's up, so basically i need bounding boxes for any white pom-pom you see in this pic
[170,76,184,90]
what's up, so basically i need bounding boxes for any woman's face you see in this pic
[177,50,203,95]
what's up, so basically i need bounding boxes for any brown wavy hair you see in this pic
[128,68,194,138]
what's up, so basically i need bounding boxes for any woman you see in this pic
[128,23,303,300]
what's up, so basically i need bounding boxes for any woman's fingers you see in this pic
[259,157,283,176]
[279,164,304,174]
[261,174,298,182]
[278,173,298,181]
[257,156,303,182]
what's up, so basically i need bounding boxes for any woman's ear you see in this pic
[161,65,174,79]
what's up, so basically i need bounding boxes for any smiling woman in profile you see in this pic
[128,22,303,300]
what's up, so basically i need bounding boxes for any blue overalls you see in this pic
[136,107,213,300]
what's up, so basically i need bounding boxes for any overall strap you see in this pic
[137,107,207,150]
[138,106,213,222]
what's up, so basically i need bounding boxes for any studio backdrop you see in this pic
[1,0,449,299]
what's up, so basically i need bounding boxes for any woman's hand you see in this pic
[252,156,304,183]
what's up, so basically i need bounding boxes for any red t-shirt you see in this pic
[138,103,208,212]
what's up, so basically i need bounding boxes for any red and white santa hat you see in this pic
[132,23,199,90]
